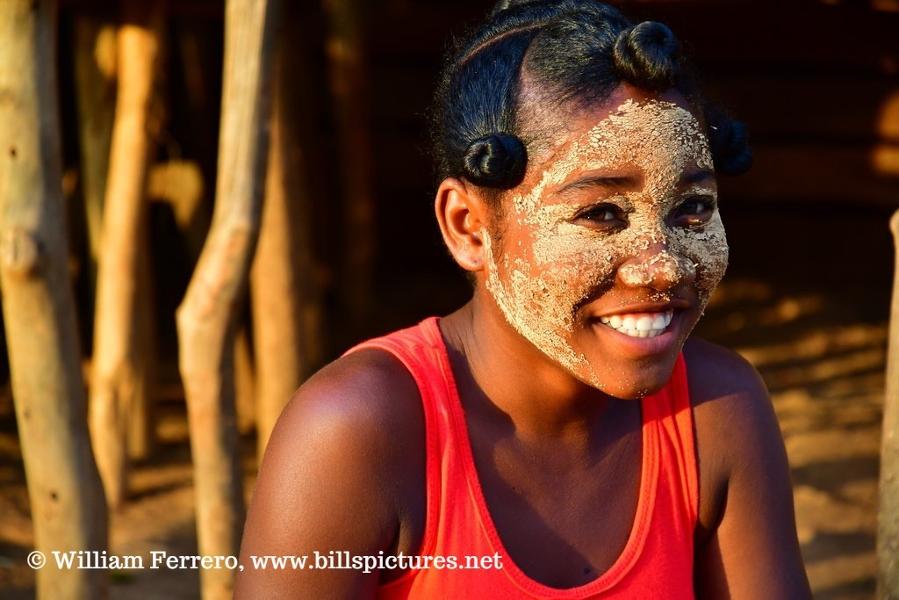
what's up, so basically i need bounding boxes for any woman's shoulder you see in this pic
[249,347,427,543]
[682,335,783,450]
[682,336,767,404]
[236,348,428,595]
[272,348,426,466]
[682,336,787,539]
[682,339,810,597]
[251,347,427,529]
[682,335,780,459]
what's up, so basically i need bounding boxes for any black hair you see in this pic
[432,0,751,194]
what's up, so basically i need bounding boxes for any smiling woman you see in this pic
[235,2,811,599]
[477,93,728,397]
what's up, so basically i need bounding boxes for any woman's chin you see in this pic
[575,345,681,400]
[569,310,692,397]
[600,378,668,401]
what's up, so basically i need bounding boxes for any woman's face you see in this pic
[481,87,728,399]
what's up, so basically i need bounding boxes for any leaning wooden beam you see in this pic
[0,1,108,598]
[175,0,277,597]
[878,209,899,599]
[89,0,164,509]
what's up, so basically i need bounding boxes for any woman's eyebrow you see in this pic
[555,174,637,195]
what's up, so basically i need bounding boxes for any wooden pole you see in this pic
[325,0,376,324]
[175,0,277,597]
[73,11,117,306]
[878,209,899,599]
[0,1,108,598]
[129,222,157,462]
[89,0,164,509]
[250,25,323,461]
[234,323,256,435]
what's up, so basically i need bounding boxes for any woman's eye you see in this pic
[575,204,624,226]
[673,196,716,226]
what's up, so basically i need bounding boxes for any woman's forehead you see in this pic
[561,99,710,171]
[515,98,713,209]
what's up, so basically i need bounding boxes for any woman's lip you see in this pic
[595,299,691,318]
[590,310,683,358]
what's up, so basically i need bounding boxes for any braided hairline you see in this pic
[457,2,616,69]
[456,22,545,69]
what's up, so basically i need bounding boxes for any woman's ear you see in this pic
[434,177,490,272]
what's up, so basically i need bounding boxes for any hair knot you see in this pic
[612,21,679,90]
[462,133,528,189]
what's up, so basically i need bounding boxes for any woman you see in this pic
[235,1,811,598]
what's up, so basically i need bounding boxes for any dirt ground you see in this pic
[0,209,893,599]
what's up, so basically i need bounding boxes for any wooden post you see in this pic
[250,25,323,461]
[234,324,256,435]
[325,0,376,324]
[129,230,157,462]
[73,11,117,304]
[175,0,277,597]
[878,209,899,599]
[0,1,108,598]
[89,0,164,508]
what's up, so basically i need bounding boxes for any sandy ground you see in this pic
[0,271,890,599]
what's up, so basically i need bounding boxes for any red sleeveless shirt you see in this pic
[348,317,698,599]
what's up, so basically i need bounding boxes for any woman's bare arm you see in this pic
[234,350,422,599]
[688,339,812,599]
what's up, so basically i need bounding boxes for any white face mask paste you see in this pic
[484,99,729,388]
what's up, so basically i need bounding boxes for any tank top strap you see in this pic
[641,353,699,524]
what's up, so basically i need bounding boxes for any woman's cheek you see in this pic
[493,225,616,341]
[533,226,619,302]
[672,216,729,305]
[484,232,569,335]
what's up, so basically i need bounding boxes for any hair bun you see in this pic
[613,21,679,90]
[462,133,527,189]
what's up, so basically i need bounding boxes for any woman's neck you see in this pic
[440,292,618,442]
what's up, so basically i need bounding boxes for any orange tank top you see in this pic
[348,317,699,599]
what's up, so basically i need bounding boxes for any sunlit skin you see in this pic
[234,83,812,599]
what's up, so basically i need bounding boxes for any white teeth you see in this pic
[597,310,674,339]
[635,316,653,332]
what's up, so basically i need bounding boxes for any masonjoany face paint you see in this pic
[483,98,729,389]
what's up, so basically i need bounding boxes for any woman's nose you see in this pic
[617,245,695,291]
